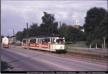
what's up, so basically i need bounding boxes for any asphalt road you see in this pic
[1,46,108,71]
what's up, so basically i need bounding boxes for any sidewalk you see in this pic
[66,46,108,57]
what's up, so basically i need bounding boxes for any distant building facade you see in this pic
[72,25,80,29]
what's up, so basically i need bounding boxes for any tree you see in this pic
[16,28,28,41]
[28,23,39,37]
[94,11,108,47]
[84,7,107,47]
[59,23,85,42]
[40,12,58,36]
[16,31,23,41]
[58,23,70,41]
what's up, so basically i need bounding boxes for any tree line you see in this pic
[16,12,85,42]
[16,7,108,48]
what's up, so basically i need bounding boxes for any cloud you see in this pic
[1,0,107,36]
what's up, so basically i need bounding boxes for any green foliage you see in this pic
[84,7,108,47]
[28,23,39,37]
[40,12,58,36]
[16,12,86,42]
[16,12,59,40]
[16,31,23,41]
[59,23,85,42]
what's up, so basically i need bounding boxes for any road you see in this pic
[1,46,108,71]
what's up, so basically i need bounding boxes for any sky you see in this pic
[1,0,107,36]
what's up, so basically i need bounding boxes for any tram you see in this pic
[2,37,9,48]
[22,36,65,52]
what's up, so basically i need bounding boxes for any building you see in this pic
[72,25,80,29]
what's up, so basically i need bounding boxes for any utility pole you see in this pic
[13,29,15,36]
[26,23,29,38]
[89,43,91,48]
[26,23,29,49]
[103,37,106,48]
[59,21,62,27]
[96,43,97,49]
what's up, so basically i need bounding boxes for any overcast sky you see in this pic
[1,0,107,36]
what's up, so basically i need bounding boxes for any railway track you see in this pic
[2,46,108,71]
[9,45,108,65]
[22,47,108,65]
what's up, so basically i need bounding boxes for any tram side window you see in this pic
[30,39,36,43]
[42,38,50,44]
[23,40,26,43]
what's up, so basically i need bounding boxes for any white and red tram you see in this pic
[22,36,65,52]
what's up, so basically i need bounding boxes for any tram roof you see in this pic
[23,36,64,40]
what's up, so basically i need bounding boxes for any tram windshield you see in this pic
[56,39,65,44]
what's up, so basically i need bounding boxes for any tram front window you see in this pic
[56,39,64,44]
